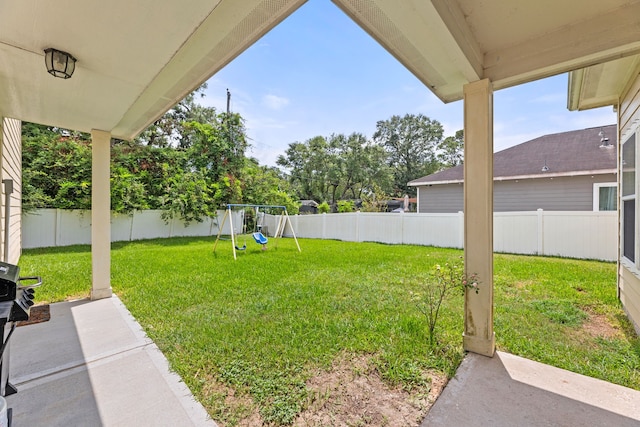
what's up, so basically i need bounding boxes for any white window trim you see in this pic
[636,128,640,271]
[593,182,617,211]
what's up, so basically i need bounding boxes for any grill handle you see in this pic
[17,276,42,289]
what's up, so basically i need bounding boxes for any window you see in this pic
[593,183,617,211]
[622,133,636,262]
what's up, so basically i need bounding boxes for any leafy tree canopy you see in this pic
[22,87,297,223]
[372,113,444,196]
[276,133,393,204]
[437,129,464,169]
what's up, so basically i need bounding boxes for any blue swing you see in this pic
[252,232,268,245]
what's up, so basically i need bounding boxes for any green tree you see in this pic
[327,133,393,201]
[277,133,393,204]
[22,126,92,211]
[317,201,330,214]
[336,200,355,213]
[22,88,299,223]
[360,183,390,212]
[110,140,186,211]
[241,158,300,214]
[437,129,464,168]
[159,168,216,224]
[136,84,217,148]
[276,136,331,202]
[373,114,444,196]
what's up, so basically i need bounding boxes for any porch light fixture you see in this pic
[599,127,612,148]
[44,48,76,79]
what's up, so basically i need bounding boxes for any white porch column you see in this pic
[90,129,112,300]
[462,79,495,357]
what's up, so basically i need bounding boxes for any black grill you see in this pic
[0,261,40,398]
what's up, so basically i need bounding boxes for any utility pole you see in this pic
[226,89,236,156]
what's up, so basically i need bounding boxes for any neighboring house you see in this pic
[569,55,640,334]
[409,125,617,213]
[299,200,319,214]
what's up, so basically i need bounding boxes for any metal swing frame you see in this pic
[213,204,301,260]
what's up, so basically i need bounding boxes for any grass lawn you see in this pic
[19,237,640,425]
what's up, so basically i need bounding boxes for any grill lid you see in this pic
[0,262,19,301]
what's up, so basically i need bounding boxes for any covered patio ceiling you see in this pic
[0,0,306,140]
[1,0,639,138]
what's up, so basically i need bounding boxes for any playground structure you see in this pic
[213,204,301,260]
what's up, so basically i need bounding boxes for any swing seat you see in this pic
[252,232,268,245]
[235,244,246,251]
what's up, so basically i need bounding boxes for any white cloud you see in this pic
[262,94,290,110]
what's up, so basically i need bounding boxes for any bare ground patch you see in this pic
[294,354,446,427]
[203,356,449,427]
[582,309,620,339]
[201,376,264,427]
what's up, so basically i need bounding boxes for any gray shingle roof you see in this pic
[409,125,617,186]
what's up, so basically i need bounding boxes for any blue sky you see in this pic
[202,1,616,167]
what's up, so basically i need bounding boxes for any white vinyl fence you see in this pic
[22,209,617,261]
[23,209,239,248]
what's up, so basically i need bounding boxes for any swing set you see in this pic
[213,204,301,260]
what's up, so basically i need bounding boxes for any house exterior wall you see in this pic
[618,70,640,334]
[416,174,616,213]
[417,183,464,213]
[0,117,22,265]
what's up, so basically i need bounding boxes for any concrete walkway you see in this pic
[6,296,215,427]
[422,350,640,426]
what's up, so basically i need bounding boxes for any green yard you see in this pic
[19,237,640,425]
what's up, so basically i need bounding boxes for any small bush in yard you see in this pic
[414,258,479,347]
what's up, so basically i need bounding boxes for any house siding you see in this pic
[619,70,640,334]
[620,263,640,333]
[417,174,616,213]
[417,183,464,213]
[0,117,22,265]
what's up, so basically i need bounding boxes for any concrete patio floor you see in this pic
[6,296,215,426]
[422,350,640,426]
[4,296,640,426]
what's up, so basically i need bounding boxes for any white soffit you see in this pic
[331,0,482,103]
[333,0,640,103]
[568,55,640,111]
[0,0,305,139]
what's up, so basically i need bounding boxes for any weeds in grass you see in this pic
[530,299,587,326]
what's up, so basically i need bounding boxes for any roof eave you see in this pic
[411,169,617,186]
[113,0,306,140]
[567,54,640,112]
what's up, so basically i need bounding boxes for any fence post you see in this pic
[537,208,544,255]
[400,210,404,245]
[322,213,327,240]
[129,211,135,242]
[458,211,464,249]
[55,209,61,247]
